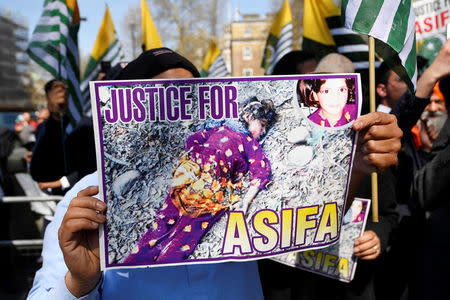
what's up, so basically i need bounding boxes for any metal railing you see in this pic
[1,195,62,203]
[0,173,62,248]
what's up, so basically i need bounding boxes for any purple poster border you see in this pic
[92,74,360,269]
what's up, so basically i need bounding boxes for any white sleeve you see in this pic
[27,173,101,300]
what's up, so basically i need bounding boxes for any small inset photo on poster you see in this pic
[295,77,357,128]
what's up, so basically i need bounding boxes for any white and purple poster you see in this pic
[90,74,362,270]
[272,198,371,283]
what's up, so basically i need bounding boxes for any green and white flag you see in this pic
[342,0,417,92]
[27,0,83,131]
[261,0,293,75]
[80,6,125,112]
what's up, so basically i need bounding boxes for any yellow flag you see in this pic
[90,6,117,61]
[303,0,341,46]
[201,40,230,77]
[261,0,293,74]
[66,0,80,25]
[141,0,163,51]
[268,0,292,38]
[81,5,124,103]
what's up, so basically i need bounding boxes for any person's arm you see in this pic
[412,118,450,211]
[240,185,259,214]
[37,174,77,191]
[58,185,106,297]
[390,91,429,134]
[391,39,450,133]
[27,173,103,300]
[353,169,398,259]
[416,39,450,99]
[347,112,403,210]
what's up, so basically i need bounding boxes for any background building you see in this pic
[223,14,273,77]
[0,9,31,111]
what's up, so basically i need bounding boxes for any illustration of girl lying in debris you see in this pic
[124,97,276,265]
[298,78,356,127]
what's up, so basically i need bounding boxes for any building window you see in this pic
[243,46,252,60]
[244,27,251,37]
[242,68,253,76]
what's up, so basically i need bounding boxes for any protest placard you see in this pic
[90,74,361,270]
[414,0,450,40]
[272,198,370,283]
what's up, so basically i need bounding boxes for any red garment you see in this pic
[14,120,37,131]
[411,125,421,150]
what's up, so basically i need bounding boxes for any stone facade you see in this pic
[222,14,272,77]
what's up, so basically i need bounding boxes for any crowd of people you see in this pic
[0,33,447,300]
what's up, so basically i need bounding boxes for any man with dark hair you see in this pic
[375,62,408,113]
[31,80,96,195]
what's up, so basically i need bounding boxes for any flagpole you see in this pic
[369,36,379,223]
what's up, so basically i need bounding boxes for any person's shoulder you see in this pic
[62,172,99,203]
[75,172,99,187]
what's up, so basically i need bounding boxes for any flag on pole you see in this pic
[261,0,293,75]
[141,0,163,51]
[342,0,417,92]
[302,0,339,59]
[80,5,125,111]
[27,0,83,131]
[200,41,230,77]
[303,0,375,72]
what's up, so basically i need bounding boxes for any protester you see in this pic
[30,80,96,195]
[28,47,402,299]
[409,40,450,300]
[260,52,398,300]
[374,62,408,113]
[416,83,447,153]
[376,38,450,300]
[14,111,38,147]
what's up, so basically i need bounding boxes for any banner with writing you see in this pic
[90,74,361,270]
[272,198,370,282]
[414,0,450,40]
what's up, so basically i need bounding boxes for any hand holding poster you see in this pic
[90,74,361,270]
[272,198,371,283]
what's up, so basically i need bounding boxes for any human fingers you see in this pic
[76,186,100,198]
[354,113,402,172]
[59,214,104,242]
[361,138,402,155]
[353,112,398,132]
[354,230,375,246]
[354,231,381,259]
[59,205,106,241]
[64,206,106,224]
[69,196,106,212]
[361,152,399,172]
[356,116,403,142]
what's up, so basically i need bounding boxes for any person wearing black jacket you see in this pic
[30,80,96,195]
[411,75,450,300]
